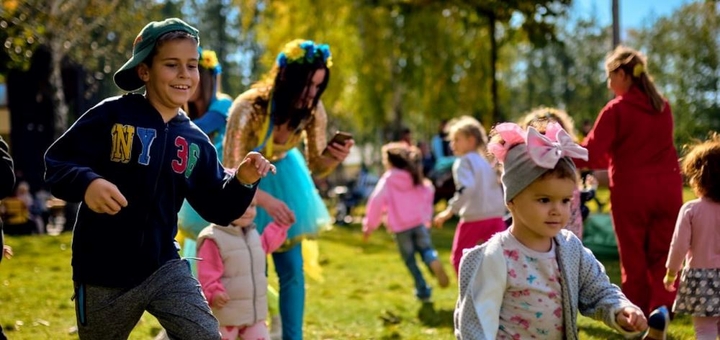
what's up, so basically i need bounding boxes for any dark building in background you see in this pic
[6,46,99,194]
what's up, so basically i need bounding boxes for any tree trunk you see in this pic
[392,83,403,140]
[488,13,501,123]
[49,41,69,139]
[612,0,620,48]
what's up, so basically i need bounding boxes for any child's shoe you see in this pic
[644,306,669,340]
[429,259,449,288]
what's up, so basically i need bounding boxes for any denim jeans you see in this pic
[394,226,439,300]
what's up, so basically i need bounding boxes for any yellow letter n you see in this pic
[111,124,135,163]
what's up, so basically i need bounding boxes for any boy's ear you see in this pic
[137,64,150,82]
[506,200,514,212]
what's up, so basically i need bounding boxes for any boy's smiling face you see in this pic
[139,38,199,120]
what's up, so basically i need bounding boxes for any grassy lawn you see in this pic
[0,187,699,339]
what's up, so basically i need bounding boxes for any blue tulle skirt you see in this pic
[177,199,210,240]
[177,147,330,251]
[255,148,331,246]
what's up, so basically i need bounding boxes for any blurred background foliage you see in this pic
[1,0,718,148]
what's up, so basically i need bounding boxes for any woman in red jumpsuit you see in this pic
[577,46,682,317]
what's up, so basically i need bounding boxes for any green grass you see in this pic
[0,225,696,339]
[0,187,700,339]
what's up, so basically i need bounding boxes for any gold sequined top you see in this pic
[223,87,336,178]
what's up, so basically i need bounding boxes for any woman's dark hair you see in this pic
[187,68,220,120]
[252,60,330,132]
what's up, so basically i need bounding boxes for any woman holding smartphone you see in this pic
[223,39,352,340]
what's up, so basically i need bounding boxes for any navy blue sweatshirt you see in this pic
[45,94,256,288]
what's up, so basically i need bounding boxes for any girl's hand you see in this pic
[615,307,647,332]
[323,139,355,164]
[212,292,230,308]
[433,209,453,228]
[663,272,677,292]
[257,192,296,226]
[84,179,128,215]
[2,245,12,259]
[236,152,276,185]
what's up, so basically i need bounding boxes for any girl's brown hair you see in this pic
[682,133,720,202]
[605,46,665,113]
[382,142,424,186]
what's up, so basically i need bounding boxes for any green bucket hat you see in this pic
[113,18,199,92]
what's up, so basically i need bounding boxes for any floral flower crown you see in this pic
[199,48,222,75]
[276,39,333,69]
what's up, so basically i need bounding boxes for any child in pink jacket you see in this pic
[662,134,720,339]
[363,142,449,302]
[197,194,289,340]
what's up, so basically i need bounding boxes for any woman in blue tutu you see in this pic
[223,39,353,340]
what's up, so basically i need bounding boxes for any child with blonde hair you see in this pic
[433,116,506,274]
[455,121,647,339]
[663,133,720,339]
[363,142,449,302]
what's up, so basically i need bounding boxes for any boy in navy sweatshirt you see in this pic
[44,18,274,340]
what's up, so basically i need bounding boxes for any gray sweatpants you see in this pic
[74,259,220,340]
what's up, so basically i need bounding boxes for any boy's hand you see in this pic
[236,152,276,185]
[616,307,647,332]
[212,292,230,308]
[84,179,128,215]
[433,209,452,228]
[2,245,12,259]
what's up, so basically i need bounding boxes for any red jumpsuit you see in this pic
[575,87,682,315]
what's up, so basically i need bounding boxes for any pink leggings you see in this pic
[220,320,270,340]
[693,316,720,340]
[451,217,506,274]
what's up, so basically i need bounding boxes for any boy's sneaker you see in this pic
[645,306,669,340]
[429,260,449,288]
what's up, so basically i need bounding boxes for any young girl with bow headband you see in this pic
[455,122,649,339]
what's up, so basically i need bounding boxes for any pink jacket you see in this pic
[362,169,434,234]
[666,198,720,272]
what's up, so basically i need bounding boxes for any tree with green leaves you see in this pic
[453,0,573,122]
[628,1,720,146]
[1,0,169,137]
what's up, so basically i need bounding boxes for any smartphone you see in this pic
[322,131,353,157]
